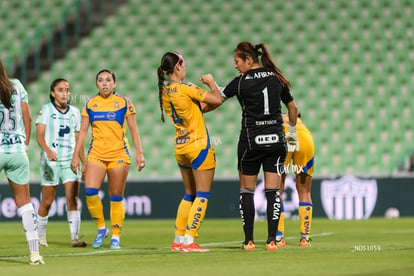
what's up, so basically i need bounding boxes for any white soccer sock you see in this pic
[67,210,81,241]
[183,234,194,245]
[18,203,39,253]
[37,215,48,238]
[174,235,184,244]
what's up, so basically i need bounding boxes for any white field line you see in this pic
[0,232,334,260]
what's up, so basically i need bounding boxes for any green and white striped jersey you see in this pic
[0,79,28,153]
[36,102,81,166]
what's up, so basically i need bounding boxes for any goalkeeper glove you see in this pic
[286,124,299,152]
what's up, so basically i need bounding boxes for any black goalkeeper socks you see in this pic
[240,189,255,243]
[265,189,281,243]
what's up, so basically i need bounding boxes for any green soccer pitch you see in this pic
[0,218,413,275]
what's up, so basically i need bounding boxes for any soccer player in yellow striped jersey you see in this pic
[157,51,222,252]
[277,113,315,247]
[71,69,145,250]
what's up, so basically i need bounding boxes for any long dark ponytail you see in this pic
[0,59,13,109]
[157,51,183,122]
[234,42,291,88]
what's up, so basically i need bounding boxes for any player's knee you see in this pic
[66,197,78,210]
[40,196,55,209]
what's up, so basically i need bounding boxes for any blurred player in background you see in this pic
[70,69,145,250]
[36,78,87,248]
[0,59,44,265]
[277,113,314,247]
[221,42,298,251]
[157,51,222,252]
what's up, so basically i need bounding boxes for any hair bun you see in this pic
[254,44,263,55]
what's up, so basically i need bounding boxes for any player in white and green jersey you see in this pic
[0,58,44,265]
[36,78,87,248]
[0,79,28,154]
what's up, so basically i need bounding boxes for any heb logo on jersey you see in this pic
[107,112,116,120]
[176,136,190,145]
[245,71,274,80]
[255,134,279,145]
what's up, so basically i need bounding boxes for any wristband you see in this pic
[288,125,297,133]
[215,82,226,97]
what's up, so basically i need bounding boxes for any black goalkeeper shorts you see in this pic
[237,140,287,175]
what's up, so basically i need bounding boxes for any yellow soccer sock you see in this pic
[175,195,194,236]
[299,202,313,238]
[110,196,125,237]
[86,194,105,229]
[185,193,209,238]
[277,211,285,239]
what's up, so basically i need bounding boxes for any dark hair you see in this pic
[157,51,183,122]
[0,59,13,109]
[50,78,69,102]
[96,69,116,83]
[234,42,291,88]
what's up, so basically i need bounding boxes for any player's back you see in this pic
[0,79,27,153]
[282,114,311,135]
[162,81,209,153]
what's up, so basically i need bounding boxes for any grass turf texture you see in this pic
[0,218,413,275]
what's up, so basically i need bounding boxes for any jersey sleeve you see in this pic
[222,76,240,98]
[11,79,29,103]
[125,97,136,116]
[73,107,81,131]
[281,86,294,104]
[182,82,208,102]
[81,101,89,118]
[35,105,48,125]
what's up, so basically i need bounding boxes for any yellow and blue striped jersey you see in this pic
[162,81,210,154]
[82,92,135,161]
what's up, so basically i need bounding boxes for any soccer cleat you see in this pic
[241,240,255,251]
[180,242,209,253]
[276,237,286,248]
[110,239,121,250]
[266,240,277,251]
[171,242,182,251]
[38,236,48,247]
[72,239,88,247]
[300,237,311,247]
[92,228,109,249]
[29,252,45,265]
